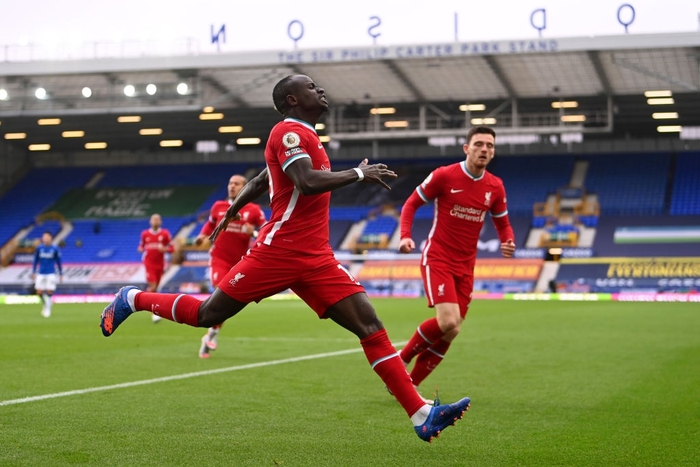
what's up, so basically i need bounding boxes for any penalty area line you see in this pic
[0,341,407,407]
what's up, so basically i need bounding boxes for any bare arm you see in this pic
[284,158,397,196]
[209,168,270,242]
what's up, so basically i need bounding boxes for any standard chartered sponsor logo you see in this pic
[450,204,486,222]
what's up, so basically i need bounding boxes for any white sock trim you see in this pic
[171,294,185,323]
[426,347,445,358]
[416,326,434,345]
[370,352,399,369]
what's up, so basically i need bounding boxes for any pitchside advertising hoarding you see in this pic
[356,258,543,296]
[556,257,700,293]
[0,0,697,63]
[0,262,146,292]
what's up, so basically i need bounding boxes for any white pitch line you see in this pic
[0,341,407,407]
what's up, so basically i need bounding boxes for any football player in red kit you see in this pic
[138,213,173,323]
[194,174,266,358]
[101,75,471,442]
[397,126,516,398]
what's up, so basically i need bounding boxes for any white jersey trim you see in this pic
[262,187,300,246]
[492,209,508,218]
[421,198,440,266]
[282,153,310,171]
[424,264,434,304]
[267,164,274,202]
[284,117,317,133]
[416,186,430,203]
[460,160,484,181]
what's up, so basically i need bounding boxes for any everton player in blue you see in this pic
[31,231,63,317]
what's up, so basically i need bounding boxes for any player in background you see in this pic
[31,231,63,318]
[397,126,516,397]
[100,74,470,442]
[138,213,173,323]
[194,174,266,358]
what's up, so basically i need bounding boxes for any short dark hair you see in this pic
[272,75,296,116]
[43,231,52,236]
[466,126,496,144]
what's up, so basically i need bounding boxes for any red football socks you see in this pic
[134,292,201,327]
[399,317,445,364]
[410,339,452,387]
[360,329,426,417]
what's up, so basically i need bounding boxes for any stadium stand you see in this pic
[670,152,700,215]
[489,155,576,217]
[355,214,398,250]
[95,163,251,189]
[0,167,97,248]
[583,153,669,216]
[1,152,697,295]
[61,217,186,263]
[31,219,63,238]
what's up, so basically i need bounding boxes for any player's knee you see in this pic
[197,310,217,328]
[438,315,461,334]
[197,294,243,327]
[358,320,384,339]
[443,326,461,341]
[197,303,223,327]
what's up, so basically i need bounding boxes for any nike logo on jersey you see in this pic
[450,188,464,193]
[317,143,323,149]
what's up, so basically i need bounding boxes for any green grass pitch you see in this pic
[1,298,698,466]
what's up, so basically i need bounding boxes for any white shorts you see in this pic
[35,274,58,292]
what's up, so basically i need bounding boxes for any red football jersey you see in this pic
[199,200,266,266]
[257,118,332,255]
[401,160,513,266]
[139,228,172,269]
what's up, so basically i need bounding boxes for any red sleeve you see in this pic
[199,205,218,236]
[399,190,427,239]
[492,215,514,243]
[199,221,215,237]
[164,230,175,253]
[491,182,514,243]
[138,231,145,249]
[277,124,311,172]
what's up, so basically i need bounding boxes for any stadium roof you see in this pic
[0,32,698,152]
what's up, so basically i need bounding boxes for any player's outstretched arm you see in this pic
[285,158,397,195]
[356,158,397,191]
[210,168,269,242]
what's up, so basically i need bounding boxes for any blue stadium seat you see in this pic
[0,167,98,247]
[584,153,669,216]
[62,218,185,263]
[532,216,547,228]
[670,153,700,215]
[489,155,576,217]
